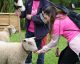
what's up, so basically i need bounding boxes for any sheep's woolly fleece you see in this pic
[0,37,37,64]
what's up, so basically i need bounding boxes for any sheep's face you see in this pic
[23,37,38,52]
[7,25,16,34]
[14,0,25,11]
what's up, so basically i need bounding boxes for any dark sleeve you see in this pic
[20,11,26,18]
[32,13,46,25]
[20,0,28,18]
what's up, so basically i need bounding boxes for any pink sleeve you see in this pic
[52,19,64,35]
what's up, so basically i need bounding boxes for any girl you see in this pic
[37,5,80,64]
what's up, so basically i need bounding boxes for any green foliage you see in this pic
[20,19,26,30]
[10,30,25,42]
[0,0,26,13]
[0,0,14,12]
[50,0,60,3]
[50,0,79,8]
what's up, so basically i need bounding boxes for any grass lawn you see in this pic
[10,30,67,64]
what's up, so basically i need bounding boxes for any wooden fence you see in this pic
[0,13,19,31]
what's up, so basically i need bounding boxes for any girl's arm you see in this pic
[32,13,47,24]
[37,34,59,53]
[26,13,48,24]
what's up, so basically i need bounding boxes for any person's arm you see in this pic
[37,35,59,53]
[31,0,51,24]
[26,13,48,24]
[32,13,48,24]
[26,0,51,24]
[37,18,62,53]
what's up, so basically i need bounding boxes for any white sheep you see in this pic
[0,37,38,64]
[0,25,16,42]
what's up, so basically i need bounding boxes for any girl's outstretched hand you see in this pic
[36,46,49,54]
[37,49,45,54]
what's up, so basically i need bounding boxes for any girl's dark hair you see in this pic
[42,6,57,39]
[43,6,57,19]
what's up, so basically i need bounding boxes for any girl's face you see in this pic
[42,11,51,23]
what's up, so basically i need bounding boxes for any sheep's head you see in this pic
[8,25,16,34]
[4,25,16,36]
[7,25,16,36]
[14,0,25,11]
[22,37,38,52]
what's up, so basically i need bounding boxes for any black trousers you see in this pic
[58,46,79,64]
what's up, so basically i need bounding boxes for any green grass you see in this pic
[10,30,67,64]
[10,30,25,42]
[32,37,67,64]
